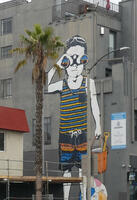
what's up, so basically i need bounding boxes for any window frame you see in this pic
[1,45,12,59]
[32,119,36,145]
[109,30,116,58]
[32,117,51,146]
[44,117,51,145]
[44,72,48,94]
[105,68,112,77]
[3,78,12,98]
[1,17,12,35]
[0,78,12,99]
[134,110,137,141]
[0,132,5,152]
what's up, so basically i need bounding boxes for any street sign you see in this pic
[111,112,126,149]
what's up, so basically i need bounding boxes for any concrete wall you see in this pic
[0,130,23,176]
[0,0,53,152]
[0,0,135,199]
[104,62,131,200]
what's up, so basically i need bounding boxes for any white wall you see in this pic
[0,130,23,176]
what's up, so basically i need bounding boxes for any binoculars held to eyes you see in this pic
[61,54,88,68]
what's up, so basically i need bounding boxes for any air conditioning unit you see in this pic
[32,194,53,200]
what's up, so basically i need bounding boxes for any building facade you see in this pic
[0,0,137,199]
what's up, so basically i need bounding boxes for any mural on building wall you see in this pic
[79,178,107,200]
[48,35,102,200]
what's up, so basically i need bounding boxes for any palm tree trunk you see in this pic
[35,72,43,200]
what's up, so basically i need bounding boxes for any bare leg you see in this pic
[79,168,86,200]
[63,170,71,200]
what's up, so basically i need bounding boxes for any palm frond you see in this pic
[25,29,38,43]
[55,40,64,48]
[54,64,62,78]
[45,37,64,55]
[20,35,33,45]
[14,25,64,84]
[49,52,59,59]
[14,59,27,73]
[34,24,42,35]
[54,36,60,40]
[11,47,26,54]
[25,29,33,37]
[40,27,53,44]
[25,45,35,59]
[44,26,53,37]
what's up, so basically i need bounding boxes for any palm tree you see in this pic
[12,24,64,200]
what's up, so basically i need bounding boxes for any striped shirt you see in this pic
[59,77,87,135]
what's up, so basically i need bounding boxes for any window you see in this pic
[105,68,112,77]
[44,72,48,94]
[1,45,12,59]
[0,78,12,98]
[0,133,4,151]
[55,0,61,18]
[44,117,51,144]
[32,119,36,145]
[109,31,116,58]
[1,17,12,35]
[32,117,51,145]
[135,110,137,141]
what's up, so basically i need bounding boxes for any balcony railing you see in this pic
[52,0,120,21]
[84,0,119,12]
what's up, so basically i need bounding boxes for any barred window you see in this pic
[1,17,12,35]
[32,117,51,145]
[44,117,51,144]
[1,45,12,59]
[44,72,48,94]
[32,119,36,145]
[135,110,137,141]
[0,133,4,151]
[0,78,12,98]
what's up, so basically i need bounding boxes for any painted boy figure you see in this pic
[48,35,101,200]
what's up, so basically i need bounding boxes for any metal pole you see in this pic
[86,12,97,199]
[82,176,87,200]
[7,159,10,200]
[131,63,135,142]
[87,70,93,200]
[100,80,104,183]
[46,161,49,195]
[42,115,45,175]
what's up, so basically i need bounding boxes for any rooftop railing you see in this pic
[52,0,120,21]
[84,0,119,12]
[0,0,28,10]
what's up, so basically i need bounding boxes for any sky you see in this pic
[0,0,121,4]
[0,0,10,2]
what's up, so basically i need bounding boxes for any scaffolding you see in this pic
[0,159,83,200]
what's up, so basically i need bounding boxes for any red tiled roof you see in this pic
[0,106,29,133]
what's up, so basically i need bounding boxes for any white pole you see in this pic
[87,70,93,200]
